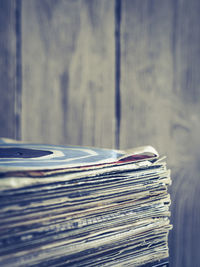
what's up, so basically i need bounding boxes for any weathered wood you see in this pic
[0,0,18,139]
[21,0,115,148]
[168,1,200,266]
[120,0,174,157]
[120,1,200,266]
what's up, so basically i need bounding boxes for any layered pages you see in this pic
[0,139,172,266]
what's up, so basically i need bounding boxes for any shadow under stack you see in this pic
[0,139,172,267]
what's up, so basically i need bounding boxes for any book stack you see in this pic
[0,139,172,267]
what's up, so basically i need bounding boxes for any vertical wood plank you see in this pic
[0,0,17,139]
[169,1,200,266]
[120,1,200,266]
[21,0,115,148]
[120,0,174,157]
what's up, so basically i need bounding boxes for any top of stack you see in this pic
[0,138,159,172]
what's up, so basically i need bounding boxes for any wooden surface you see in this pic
[0,0,18,139]
[0,0,200,266]
[21,0,116,148]
[120,1,200,266]
[168,1,200,266]
[120,0,174,158]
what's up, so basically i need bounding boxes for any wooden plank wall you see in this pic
[21,0,116,148]
[120,1,200,266]
[0,0,200,266]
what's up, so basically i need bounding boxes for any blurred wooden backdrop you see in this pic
[1,0,200,266]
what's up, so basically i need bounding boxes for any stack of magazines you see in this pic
[0,139,172,266]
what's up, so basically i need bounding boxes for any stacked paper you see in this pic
[0,139,172,266]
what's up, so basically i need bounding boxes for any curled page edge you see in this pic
[118,146,159,161]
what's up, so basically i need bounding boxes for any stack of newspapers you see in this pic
[0,139,172,267]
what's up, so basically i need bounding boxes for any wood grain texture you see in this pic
[21,0,115,148]
[120,0,174,158]
[0,0,17,139]
[169,1,200,266]
[120,1,200,266]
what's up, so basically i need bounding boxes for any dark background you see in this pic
[0,0,200,266]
